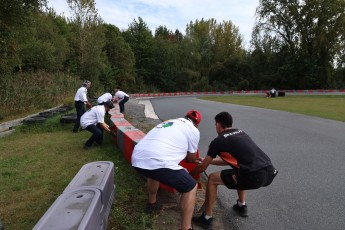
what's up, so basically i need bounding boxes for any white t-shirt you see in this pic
[74,86,88,102]
[80,105,106,129]
[114,91,129,102]
[131,118,200,170]
[97,93,113,104]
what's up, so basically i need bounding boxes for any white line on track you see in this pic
[138,99,159,119]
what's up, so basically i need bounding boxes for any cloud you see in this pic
[47,0,259,45]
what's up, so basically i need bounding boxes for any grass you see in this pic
[0,115,154,230]
[200,94,345,122]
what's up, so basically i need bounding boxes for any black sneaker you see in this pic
[192,212,213,229]
[233,201,248,217]
[144,201,162,214]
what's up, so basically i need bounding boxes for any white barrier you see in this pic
[33,161,115,230]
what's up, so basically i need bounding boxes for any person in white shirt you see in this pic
[73,80,92,133]
[97,92,114,105]
[114,89,129,113]
[269,88,277,97]
[132,110,202,230]
[80,100,114,149]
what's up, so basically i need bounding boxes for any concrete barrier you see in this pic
[33,188,103,230]
[33,161,115,230]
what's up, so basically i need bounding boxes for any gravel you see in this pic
[124,98,162,132]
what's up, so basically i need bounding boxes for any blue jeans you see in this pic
[85,124,103,147]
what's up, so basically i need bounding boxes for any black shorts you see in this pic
[220,165,277,190]
[133,167,197,193]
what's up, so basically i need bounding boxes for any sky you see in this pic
[47,0,260,47]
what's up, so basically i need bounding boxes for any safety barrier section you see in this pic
[109,105,202,193]
[130,89,345,98]
[33,161,115,230]
[33,188,103,230]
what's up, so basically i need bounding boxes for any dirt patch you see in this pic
[125,98,226,230]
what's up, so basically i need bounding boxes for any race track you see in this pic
[149,96,345,230]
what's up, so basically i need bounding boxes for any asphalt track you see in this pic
[149,96,345,230]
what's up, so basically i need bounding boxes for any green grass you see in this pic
[0,115,153,230]
[200,95,345,122]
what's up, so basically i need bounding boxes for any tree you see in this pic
[185,18,246,91]
[102,24,136,91]
[122,17,154,90]
[256,0,345,89]
[67,0,105,92]
[151,26,180,91]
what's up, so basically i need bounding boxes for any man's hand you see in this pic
[195,157,204,164]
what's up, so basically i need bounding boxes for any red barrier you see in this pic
[123,130,146,163]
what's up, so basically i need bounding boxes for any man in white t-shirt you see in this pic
[80,100,114,149]
[73,80,92,133]
[97,92,114,105]
[114,89,129,113]
[269,88,277,97]
[132,110,202,230]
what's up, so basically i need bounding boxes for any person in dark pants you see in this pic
[73,80,92,133]
[114,89,129,113]
[190,112,278,229]
[80,100,114,149]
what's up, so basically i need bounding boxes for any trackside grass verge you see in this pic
[0,115,154,230]
[200,95,345,122]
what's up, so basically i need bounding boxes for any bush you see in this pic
[0,71,79,118]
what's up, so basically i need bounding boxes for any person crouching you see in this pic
[80,100,114,149]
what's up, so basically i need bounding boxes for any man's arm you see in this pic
[190,156,228,176]
[185,151,197,163]
[210,157,228,166]
[190,155,213,176]
[100,123,111,132]
[85,101,92,109]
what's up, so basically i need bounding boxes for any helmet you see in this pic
[185,110,202,126]
[104,100,114,109]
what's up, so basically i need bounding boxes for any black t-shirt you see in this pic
[207,128,272,174]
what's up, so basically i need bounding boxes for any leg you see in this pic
[180,184,197,230]
[119,100,125,113]
[237,190,246,203]
[73,101,85,132]
[204,171,224,216]
[119,96,129,113]
[193,172,224,229]
[147,178,160,203]
[85,124,103,147]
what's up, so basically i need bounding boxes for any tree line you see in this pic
[1,0,344,117]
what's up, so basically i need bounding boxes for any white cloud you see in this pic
[47,0,259,45]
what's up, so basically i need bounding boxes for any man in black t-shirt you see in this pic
[190,112,278,229]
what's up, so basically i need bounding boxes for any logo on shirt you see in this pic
[157,121,174,128]
[223,130,243,138]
